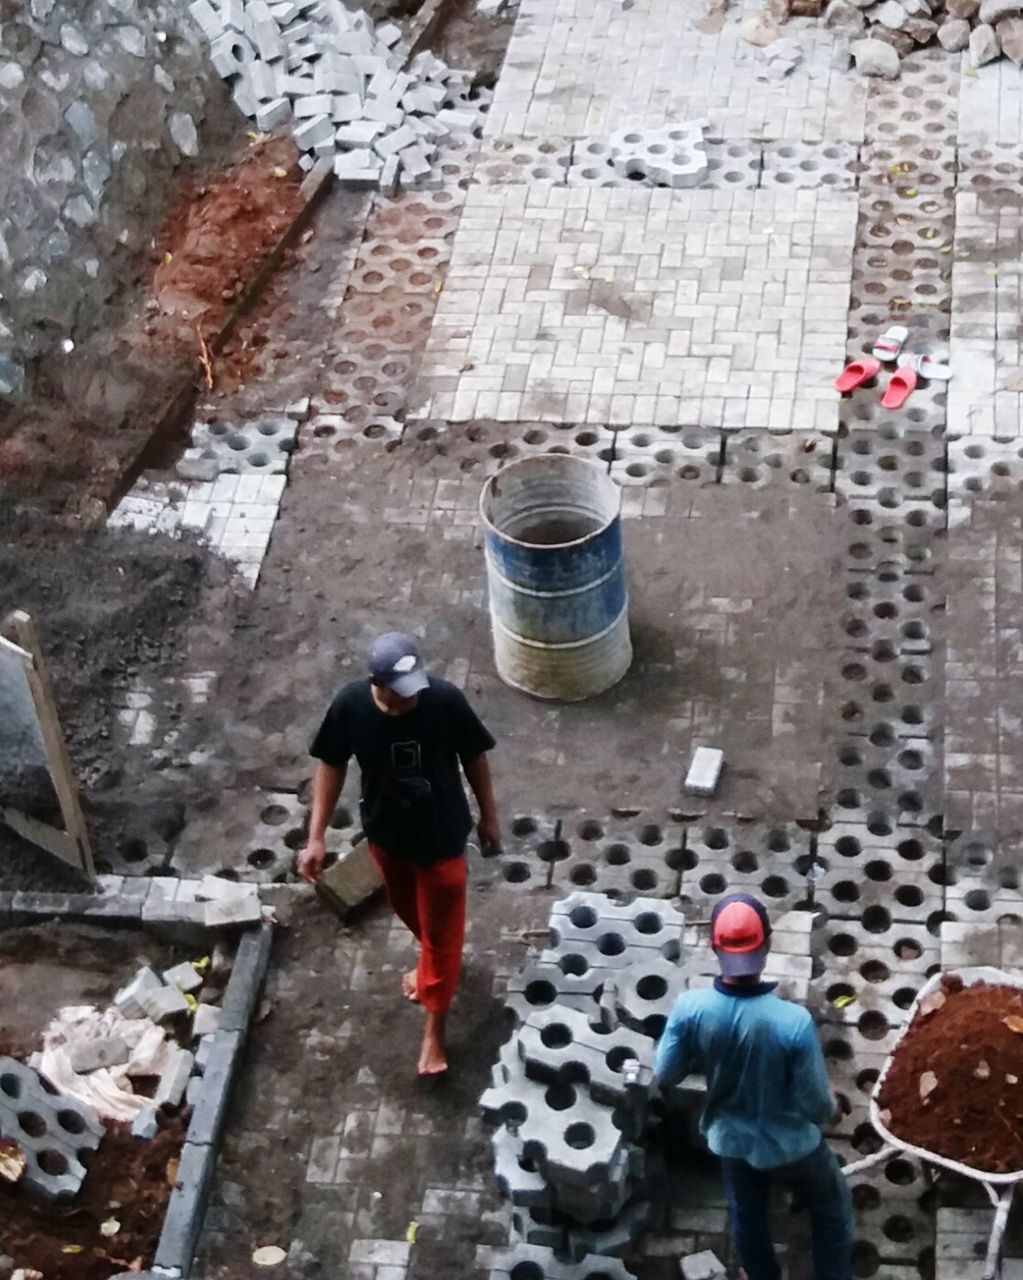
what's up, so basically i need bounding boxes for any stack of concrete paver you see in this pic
[187,0,487,189]
[483,889,820,1267]
[481,891,691,1261]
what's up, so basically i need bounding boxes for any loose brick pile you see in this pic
[188,0,487,190]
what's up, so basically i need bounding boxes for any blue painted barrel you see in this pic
[479,456,632,701]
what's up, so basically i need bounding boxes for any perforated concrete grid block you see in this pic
[702,140,763,190]
[844,525,939,576]
[181,415,298,478]
[721,431,835,491]
[502,811,681,899]
[609,426,725,488]
[760,140,858,191]
[815,861,941,925]
[835,732,939,797]
[565,139,624,188]
[403,421,619,479]
[957,144,1023,202]
[678,822,813,909]
[812,965,927,1033]
[946,831,1023,894]
[613,956,690,1037]
[472,136,573,184]
[608,121,709,189]
[859,142,957,203]
[0,1058,103,1200]
[840,571,938,659]
[215,790,362,884]
[565,1195,651,1261]
[838,672,938,750]
[505,960,607,1023]
[864,49,960,145]
[819,822,942,877]
[834,430,946,508]
[483,1243,639,1280]
[819,916,939,980]
[946,437,1023,503]
[492,1123,552,1209]
[550,890,686,941]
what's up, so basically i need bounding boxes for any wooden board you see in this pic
[0,611,94,879]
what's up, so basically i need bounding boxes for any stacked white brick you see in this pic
[187,0,486,190]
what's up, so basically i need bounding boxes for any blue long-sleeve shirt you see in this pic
[654,979,835,1170]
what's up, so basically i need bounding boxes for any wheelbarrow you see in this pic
[842,966,1023,1280]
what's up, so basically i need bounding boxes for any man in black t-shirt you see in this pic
[299,632,500,1077]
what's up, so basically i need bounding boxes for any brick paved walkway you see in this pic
[150,7,1023,1280]
[414,186,855,432]
[484,0,866,142]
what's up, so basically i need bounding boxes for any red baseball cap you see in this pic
[711,894,771,977]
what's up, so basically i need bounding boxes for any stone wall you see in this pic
[0,0,235,397]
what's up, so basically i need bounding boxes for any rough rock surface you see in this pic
[970,19,1002,60]
[823,0,867,29]
[903,16,940,37]
[938,15,973,45]
[875,0,910,27]
[996,13,1023,57]
[980,0,1023,23]
[0,0,232,398]
[850,34,903,72]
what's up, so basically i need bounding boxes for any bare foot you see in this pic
[417,1012,448,1076]
[402,968,419,1003]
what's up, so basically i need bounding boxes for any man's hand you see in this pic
[477,814,502,859]
[298,835,326,883]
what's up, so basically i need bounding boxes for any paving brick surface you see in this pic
[483,0,867,143]
[413,186,856,431]
[948,193,1023,440]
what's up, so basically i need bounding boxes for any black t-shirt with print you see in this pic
[310,677,496,865]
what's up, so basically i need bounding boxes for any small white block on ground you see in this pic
[684,747,725,796]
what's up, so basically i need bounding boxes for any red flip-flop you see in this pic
[834,357,881,393]
[881,367,917,410]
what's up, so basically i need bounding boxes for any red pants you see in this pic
[369,844,467,1015]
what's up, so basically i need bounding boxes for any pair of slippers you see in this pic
[835,357,916,409]
[835,326,952,409]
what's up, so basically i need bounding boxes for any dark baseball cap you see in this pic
[710,893,772,978]
[368,632,430,698]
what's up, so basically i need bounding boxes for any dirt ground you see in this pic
[0,920,186,1055]
[879,976,1023,1173]
[0,1115,187,1280]
[0,514,245,887]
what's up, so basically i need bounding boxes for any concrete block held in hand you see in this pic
[319,841,383,908]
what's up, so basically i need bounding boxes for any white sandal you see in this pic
[897,352,953,381]
[872,325,909,362]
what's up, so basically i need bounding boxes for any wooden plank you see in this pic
[5,611,95,879]
[0,806,78,864]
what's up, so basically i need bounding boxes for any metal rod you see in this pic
[983,1185,1016,1280]
[545,818,562,890]
[840,1145,898,1178]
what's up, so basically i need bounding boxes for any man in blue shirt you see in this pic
[654,894,853,1280]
